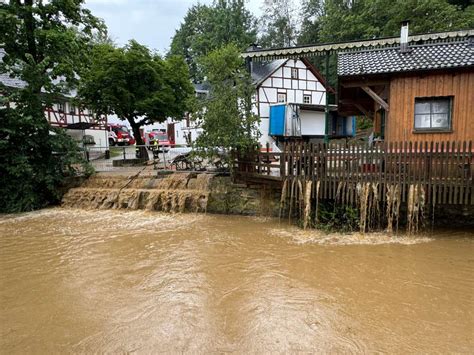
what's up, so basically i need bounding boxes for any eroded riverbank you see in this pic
[0,208,473,353]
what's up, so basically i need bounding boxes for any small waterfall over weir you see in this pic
[62,173,214,213]
[280,177,424,234]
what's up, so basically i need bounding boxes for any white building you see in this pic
[171,58,354,149]
[45,101,108,147]
[0,49,108,148]
[251,58,354,148]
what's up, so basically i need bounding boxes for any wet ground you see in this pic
[0,208,473,353]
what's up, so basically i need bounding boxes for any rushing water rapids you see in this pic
[0,208,473,353]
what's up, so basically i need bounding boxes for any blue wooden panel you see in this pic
[269,104,286,136]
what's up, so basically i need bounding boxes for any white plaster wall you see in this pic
[259,118,271,146]
[295,90,303,103]
[259,102,270,117]
[295,60,306,69]
[287,89,295,103]
[273,78,283,88]
[298,68,306,80]
[172,120,188,145]
[312,92,324,105]
[300,110,325,136]
[307,71,318,81]
[261,77,272,87]
[263,87,277,102]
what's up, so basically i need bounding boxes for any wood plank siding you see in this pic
[386,71,474,142]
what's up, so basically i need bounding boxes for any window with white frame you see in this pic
[291,68,298,79]
[277,93,286,103]
[69,104,76,114]
[414,96,452,131]
[303,94,311,104]
[57,102,65,113]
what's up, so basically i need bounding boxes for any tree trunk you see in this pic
[127,118,148,160]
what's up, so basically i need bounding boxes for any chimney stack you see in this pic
[400,20,410,53]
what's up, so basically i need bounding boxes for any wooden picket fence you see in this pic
[234,141,473,206]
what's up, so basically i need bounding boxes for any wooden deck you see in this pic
[234,141,473,205]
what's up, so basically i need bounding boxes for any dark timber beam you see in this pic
[361,86,389,111]
[341,80,389,88]
[354,103,374,119]
[339,100,374,119]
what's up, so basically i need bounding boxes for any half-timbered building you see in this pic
[251,58,353,148]
[0,49,108,147]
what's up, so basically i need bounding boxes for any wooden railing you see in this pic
[235,141,473,205]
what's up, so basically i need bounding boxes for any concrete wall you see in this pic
[207,177,281,216]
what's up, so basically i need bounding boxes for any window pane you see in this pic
[431,113,449,128]
[432,100,449,114]
[415,114,431,128]
[415,101,430,114]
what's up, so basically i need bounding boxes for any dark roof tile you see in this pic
[251,59,287,85]
[338,39,473,76]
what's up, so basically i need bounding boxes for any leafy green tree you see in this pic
[377,0,473,37]
[0,106,93,212]
[193,44,260,161]
[0,0,104,212]
[297,0,473,86]
[0,0,104,113]
[298,0,325,45]
[259,0,300,47]
[298,0,473,45]
[79,41,194,150]
[169,0,257,82]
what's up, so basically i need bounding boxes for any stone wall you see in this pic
[207,177,281,217]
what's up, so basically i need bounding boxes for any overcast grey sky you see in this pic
[85,0,263,54]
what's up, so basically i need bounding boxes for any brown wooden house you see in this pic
[337,25,474,143]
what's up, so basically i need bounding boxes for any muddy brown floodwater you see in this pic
[0,208,473,353]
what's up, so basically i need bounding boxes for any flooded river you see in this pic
[0,208,473,353]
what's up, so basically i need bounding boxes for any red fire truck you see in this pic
[107,124,135,146]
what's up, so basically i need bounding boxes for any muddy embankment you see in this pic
[62,172,281,216]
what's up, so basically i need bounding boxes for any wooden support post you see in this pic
[324,52,330,144]
[361,86,389,112]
